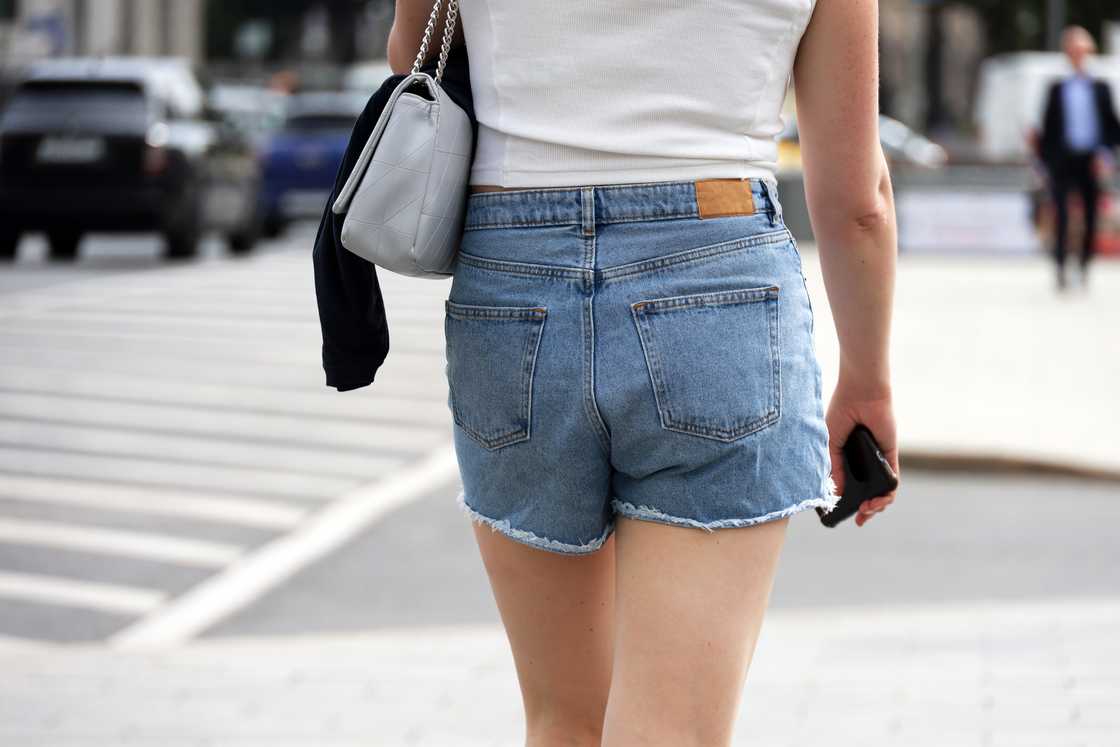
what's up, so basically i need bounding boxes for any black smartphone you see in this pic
[816,424,898,528]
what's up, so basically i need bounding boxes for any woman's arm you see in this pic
[387,0,466,75]
[793,0,899,526]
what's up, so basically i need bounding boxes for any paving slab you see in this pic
[802,250,1120,477]
[1,597,1117,746]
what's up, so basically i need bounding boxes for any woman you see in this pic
[389,0,899,743]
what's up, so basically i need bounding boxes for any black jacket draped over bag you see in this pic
[312,45,477,392]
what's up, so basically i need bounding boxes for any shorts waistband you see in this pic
[463,177,780,232]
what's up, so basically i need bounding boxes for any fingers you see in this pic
[828,444,846,498]
[855,490,895,527]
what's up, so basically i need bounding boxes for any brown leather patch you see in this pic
[694,178,756,219]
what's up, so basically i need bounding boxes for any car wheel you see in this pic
[228,230,257,256]
[165,225,201,260]
[228,208,261,256]
[47,231,82,262]
[0,230,20,261]
[262,215,286,240]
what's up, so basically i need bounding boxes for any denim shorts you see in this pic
[443,177,838,555]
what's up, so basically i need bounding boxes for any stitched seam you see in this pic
[446,312,547,450]
[464,218,576,231]
[463,208,776,232]
[601,229,789,283]
[631,291,782,442]
[455,252,587,280]
[582,231,611,456]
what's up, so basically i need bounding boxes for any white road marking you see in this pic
[0,474,306,529]
[0,365,451,425]
[109,443,460,649]
[0,321,446,353]
[0,344,447,394]
[0,633,54,653]
[0,392,446,457]
[0,415,414,478]
[0,445,356,499]
[0,570,166,615]
[0,517,243,568]
[27,310,323,333]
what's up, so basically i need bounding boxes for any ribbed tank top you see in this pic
[458,0,817,188]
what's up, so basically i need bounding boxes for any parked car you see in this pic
[207,83,286,151]
[0,57,262,261]
[777,114,949,174]
[258,91,367,238]
[342,61,394,93]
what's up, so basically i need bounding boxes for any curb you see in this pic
[901,451,1120,484]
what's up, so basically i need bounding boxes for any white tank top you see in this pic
[458,0,817,188]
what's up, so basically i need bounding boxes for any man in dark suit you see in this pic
[1038,26,1120,291]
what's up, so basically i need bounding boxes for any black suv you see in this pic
[0,57,262,261]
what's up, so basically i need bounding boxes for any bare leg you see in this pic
[471,523,617,747]
[602,515,791,747]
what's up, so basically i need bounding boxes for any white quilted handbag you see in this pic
[331,0,473,279]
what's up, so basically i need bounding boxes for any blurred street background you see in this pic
[0,1,1118,746]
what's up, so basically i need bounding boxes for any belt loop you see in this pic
[581,186,595,237]
[762,179,782,227]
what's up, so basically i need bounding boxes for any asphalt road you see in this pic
[0,228,1117,647]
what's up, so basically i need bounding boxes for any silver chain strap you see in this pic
[409,0,460,84]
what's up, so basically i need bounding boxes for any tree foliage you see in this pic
[206,0,390,63]
[952,0,1117,55]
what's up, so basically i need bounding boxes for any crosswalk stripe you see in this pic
[0,393,446,457]
[0,633,54,652]
[0,327,447,368]
[37,298,448,323]
[0,322,447,354]
[0,342,449,391]
[0,570,166,615]
[0,517,242,568]
[27,310,324,333]
[0,416,417,478]
[0,475,306,529]
[0,446,357,500]
[0,365,451,425]
[111,444,460,649]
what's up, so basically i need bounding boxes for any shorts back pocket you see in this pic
[444,300,548,450]
[631,285,780,442]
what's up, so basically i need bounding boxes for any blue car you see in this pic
[259,91,368,238]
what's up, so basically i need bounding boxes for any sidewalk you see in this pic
[802,249,1120,477]
[2,248,1118,746]
[2,597,1117,746]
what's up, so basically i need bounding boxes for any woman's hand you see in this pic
[825,376,899,527]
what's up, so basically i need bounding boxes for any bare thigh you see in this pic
[471,523,617,742]
[602,515,791,747]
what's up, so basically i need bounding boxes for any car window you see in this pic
[1,81,151,132]
[283,113,358,132]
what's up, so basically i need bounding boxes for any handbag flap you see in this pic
[331,73,439,216]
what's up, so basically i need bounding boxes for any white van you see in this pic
[975,52,1120,162]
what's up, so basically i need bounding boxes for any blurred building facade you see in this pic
[880,0,985,136]
[1,0,204,69]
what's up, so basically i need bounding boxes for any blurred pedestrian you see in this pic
[268,69,300,95]
[387,0,899,743]
[1038,26,1120,291]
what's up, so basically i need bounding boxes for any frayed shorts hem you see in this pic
[456,491,615,555]
[456,478,839,556]
[611,486,839,534]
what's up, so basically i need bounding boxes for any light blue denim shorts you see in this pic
[444,177,838,555]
